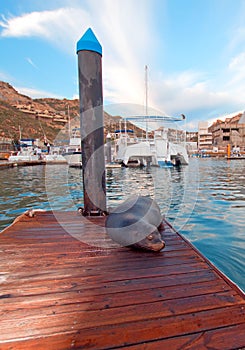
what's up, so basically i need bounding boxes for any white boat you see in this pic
[44,146,67,164]
[113,66,188,167]
[114,127,189,167]
[8,138,41,162]
[8,146,40,162]
[62,146,81,166]
[62,127,82,166]
[151,128,189,167]
[114,133,152,167]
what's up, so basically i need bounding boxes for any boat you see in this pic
[0,140,14,160]
[152,128,189,167]
[43,146,67,164]
[113,125,189,167]
[114,132,151,167]
[62,145,81,166]
[61,127,82,166]
[8,139,41,163]
[8,147,40,162]
[112,66,188,167]
[106,163,122,168]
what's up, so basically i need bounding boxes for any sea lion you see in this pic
[105,195,165,251]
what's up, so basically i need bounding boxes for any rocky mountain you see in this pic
[0,81,133,144]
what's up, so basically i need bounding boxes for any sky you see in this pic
[0,0,245,131]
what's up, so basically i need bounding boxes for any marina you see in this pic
[0,210,244,349]
[1,23,245,349]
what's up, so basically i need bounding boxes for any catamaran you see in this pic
[113,66,189,167]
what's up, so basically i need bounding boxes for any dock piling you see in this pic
[77,28,106,215]
[106,133,112,163]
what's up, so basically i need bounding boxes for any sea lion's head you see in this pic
[105,195,165,252]
[128,229,165,252]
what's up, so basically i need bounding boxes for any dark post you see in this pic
[106,133,112,163]
[77,28,106,215]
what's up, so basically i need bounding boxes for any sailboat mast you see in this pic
[145,65,148,140]
[19,125,22,141]
[67,104,71,138]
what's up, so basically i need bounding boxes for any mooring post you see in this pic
[106,133,112,163]
[227,143,231,158]
[77,28,106,215]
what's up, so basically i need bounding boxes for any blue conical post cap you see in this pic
[76,28,102,55]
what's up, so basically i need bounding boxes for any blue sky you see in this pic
[0,0,245,130]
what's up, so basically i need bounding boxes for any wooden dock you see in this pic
[227,156,245,160]
[0,160,44,169]
[0,211,244,349]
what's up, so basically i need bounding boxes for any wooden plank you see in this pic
[1,323,244,350]
[1,283,238,323]
[1,305,244,348]
[0,254,204,276]
[0,279,230,316]
[0,269,217,298]
[120,323,245,350]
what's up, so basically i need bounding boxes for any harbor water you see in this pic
[0,158,244,292]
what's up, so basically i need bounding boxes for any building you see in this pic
[208,113,245,152]
[186,131,198,142]
[198,121,213,150]
[185,131,198,155]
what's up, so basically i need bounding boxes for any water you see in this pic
[0,158,244,292]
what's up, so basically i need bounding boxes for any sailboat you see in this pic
[62,126,82,167]
[114,66,189,167]
[8,126,41,163]
[61,105,82,167]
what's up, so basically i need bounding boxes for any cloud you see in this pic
[16,86,64,99]
[228,25,245,53]
[0,1,154,106]
[26,57,38,69]
[0,71,12,82]
[0,7,90,52]
[89,0,156,107]
[72,93,79,100]
[1,1,244,132]
[185,121,197,130]
[228,52,245,70]
[215,51,245,124]
[150,70,233,116]
[226,51,245,91]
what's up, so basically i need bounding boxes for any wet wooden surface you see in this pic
[0,211,244,349]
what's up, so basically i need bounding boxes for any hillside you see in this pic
[0,82,123,143]
[0,81,146,146]
[0,99,61,142]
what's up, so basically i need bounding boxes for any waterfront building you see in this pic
[198,121,213,150]
[186,131,198,142]
[186,141,198,155]
[208,113,245,152]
